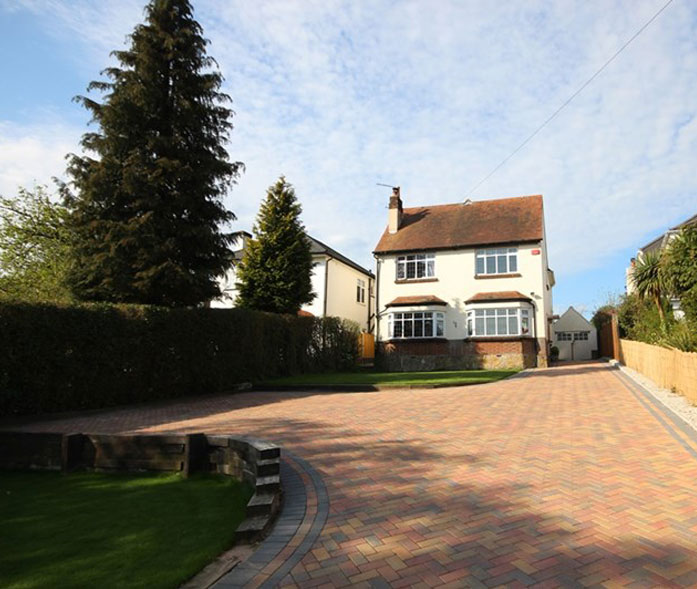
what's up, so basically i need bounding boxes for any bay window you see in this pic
[466,308,530,337]
[396,253,435,280]
[388,311,445,339]
[475,248,518,275]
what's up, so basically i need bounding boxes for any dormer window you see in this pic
[396,253,435,280]
[476,248,518,276]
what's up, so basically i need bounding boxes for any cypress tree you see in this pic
[235,177,315,314]
[65,0,242,306]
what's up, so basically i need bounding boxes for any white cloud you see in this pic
[2,0,697,283]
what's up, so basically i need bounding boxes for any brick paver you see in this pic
[10,362,697,587]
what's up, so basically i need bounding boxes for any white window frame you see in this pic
[356,279,366,304]
[388,311,445,339]
[475,248,518,276]
[466,307,530,337]
[396,253,435,281]
[556,331,572,341]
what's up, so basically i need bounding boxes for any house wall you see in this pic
[324,258,373,331]
[375,241,551,367]
[302,257,327,317]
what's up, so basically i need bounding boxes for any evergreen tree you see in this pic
[65,0,242,306]
[235,177,314,314]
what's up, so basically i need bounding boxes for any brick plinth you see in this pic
[378,337,540,371]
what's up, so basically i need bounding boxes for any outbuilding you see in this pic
[552,306,598,361]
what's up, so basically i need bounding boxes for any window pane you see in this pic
[404,320,413,337]
[427,260,435,277]
[485,317,496,334]
[508,316,518,335]
[413,312,423,319]
[497,316,507,335]
[485,309,495,316]
[475,317,484,334]
[476,257,484,274]
[424,319,433,336]
[509,255,517,272]
[394,322,402,337]
[436,317,444,336]
[416,260,426,278]
[475,310,484,317]
[414,320,423,337]
[486,256,496,274]
[397,262,405,280]
[406,262,416,279]
[497,255,507,273]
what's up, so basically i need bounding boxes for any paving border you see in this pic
[608,363,697,462]
[213,452,329,588]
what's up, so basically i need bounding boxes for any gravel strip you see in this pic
[613,360,697,433]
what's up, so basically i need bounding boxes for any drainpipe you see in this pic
[373,254,381,339]
[530,299,539,366]
[323,256,332,317]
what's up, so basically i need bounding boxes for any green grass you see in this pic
[258,369,518,387]
[0,471,253,589]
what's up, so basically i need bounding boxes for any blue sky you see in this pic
[2,0,697,316]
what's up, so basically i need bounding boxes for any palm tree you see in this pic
[632,251,667,328]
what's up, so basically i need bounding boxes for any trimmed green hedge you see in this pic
[0,302,360,416]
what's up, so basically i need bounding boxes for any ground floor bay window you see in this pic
[467,307,530,337]
[388,311,445,339]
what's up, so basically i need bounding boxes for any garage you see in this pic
[552,306,598,361]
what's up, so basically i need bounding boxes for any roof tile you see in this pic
[374,195,543,253]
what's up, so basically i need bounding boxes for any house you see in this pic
[373,188,555,371]
[552,306,597,361]
[212,232,375,332]
[626,212,697,318]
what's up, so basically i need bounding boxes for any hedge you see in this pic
[0,302,360,416]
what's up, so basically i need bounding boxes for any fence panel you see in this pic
[619,339,697,404]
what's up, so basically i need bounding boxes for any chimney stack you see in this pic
[388,186,403,234]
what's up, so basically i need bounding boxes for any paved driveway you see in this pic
[12,362,697,587]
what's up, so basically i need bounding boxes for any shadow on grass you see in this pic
[0,471,252,589]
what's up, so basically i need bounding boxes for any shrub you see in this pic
[0,302,360,416]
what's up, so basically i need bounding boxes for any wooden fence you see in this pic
[619,339,697,404]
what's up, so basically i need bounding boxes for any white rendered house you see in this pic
[212,232,374,332]
[552,306,598,361]
[373,188,555,370]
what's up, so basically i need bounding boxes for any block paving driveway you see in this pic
[12,362,697,587]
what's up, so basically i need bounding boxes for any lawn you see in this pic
[0,471,252,589]
[258,368,518,387]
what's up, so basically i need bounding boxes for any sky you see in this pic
[1,0,696,316]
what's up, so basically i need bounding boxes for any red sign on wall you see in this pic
[532,249,541,255]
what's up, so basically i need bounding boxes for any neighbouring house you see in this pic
[212,232,375,332]
[625,212,697,318]
[552,306,598,361]
[373,187,555,371]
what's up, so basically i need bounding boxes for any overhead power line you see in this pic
[464,0,675,199]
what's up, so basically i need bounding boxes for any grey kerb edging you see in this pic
[0,431,281,543]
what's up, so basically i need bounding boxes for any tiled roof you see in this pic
[374,195,544,253]
[466,291,532,303]
[385,295,447,307]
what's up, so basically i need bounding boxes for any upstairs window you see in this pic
[476,248,518,275]
[396,253,435,280]
[388,311,444,339]
[467,308,530,337]
[356,279,366,304]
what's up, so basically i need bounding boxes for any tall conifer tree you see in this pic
[65,0,242,306]
[235,177,314,314]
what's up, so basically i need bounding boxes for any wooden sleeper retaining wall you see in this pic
[0,431,281,543]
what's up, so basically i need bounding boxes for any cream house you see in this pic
[212,232,374,332]
[373,188,554,370]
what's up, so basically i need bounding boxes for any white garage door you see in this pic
[555,331,593,361]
